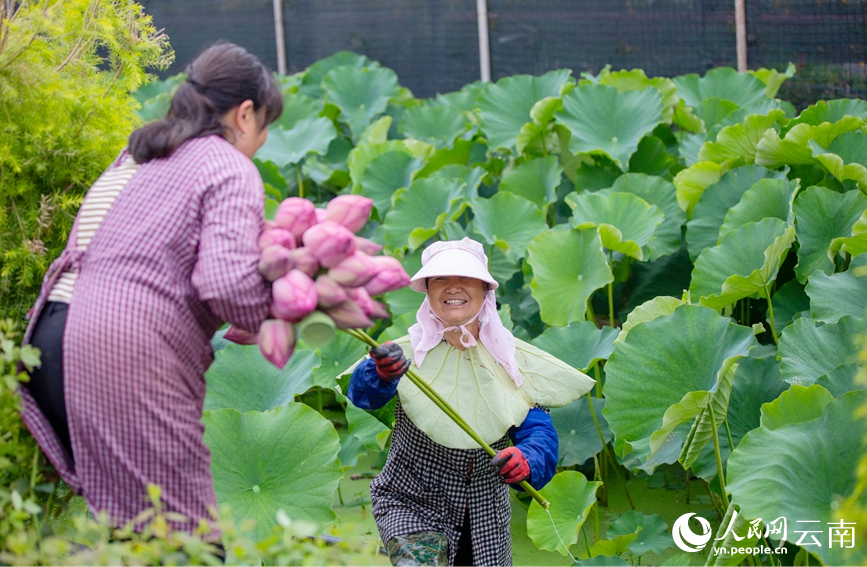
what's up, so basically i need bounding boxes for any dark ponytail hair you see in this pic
[129,42,283,163]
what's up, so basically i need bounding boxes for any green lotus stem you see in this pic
[296,164,304,199]
[764,285,779,344]
[724,419,735,454]
[586,389,635,510]
[607,250,615,328]
[343,328,550,509]
[708,403,730,509]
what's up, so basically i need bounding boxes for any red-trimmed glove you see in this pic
[491,447,530,484]
[370,342,410,382]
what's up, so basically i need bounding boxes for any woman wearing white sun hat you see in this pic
[347,237,594,566]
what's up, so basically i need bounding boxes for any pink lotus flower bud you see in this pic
[346,287,375,316]
[326,299,374,329]
[274,197,317,240]
[328,252,379,288]
[355,236,383,255]
[271,270,318,323]
[288,247,319,277]
[224,325,258,345]
[258,319,296,369]
[258,245,295,282]
[324,195,374,233]
[258,227,296,251]
[363,255,411,295]
[302,221,357,268]
[264,220,277,231]
[370,300,390,319]
[314,208,328,224]
[314,275,349,309]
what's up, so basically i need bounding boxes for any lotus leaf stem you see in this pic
[586,386,634,510]
[764,285,779,344]
[723,418,735,454]
[343,328,550,509]
[296,164,304,199]
[607,249,615,328]
[708,403,730,509]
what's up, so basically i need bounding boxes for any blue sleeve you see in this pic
[508,407,558,491]
[346,358,399,410]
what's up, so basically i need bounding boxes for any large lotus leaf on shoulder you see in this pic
[727,390,867,567]
[673,161,725,218]
[203,404,343,540]
[513,339,596,408]
[698,111,787,167]
[527,228,613,326]
[809,130,867,190]
[532,321,618,372]
[322,65,400,141]
[498,156,563,210]
[255,116,337,167]
[471,192,548,263]
[555,84,665,170]
[685,165,783,260]
[793,185,867,282]
[689,218,795,309]
[674,68,769,114]
[477,69,571,152]
[551,397,612,467]
[603,305,756,473]
[778,314,865,386]
[527,471,601,555]
[359,150,423,217]
[755,116,865,168]
[718,178,799,238]
[383,177,467,250]
[567,191,665,261]
[806,269,867,323]
[299,51,373,97]
[786,98,867,131]
[205,346,318,413]
[602,174,684,261]
[399,103,470,148]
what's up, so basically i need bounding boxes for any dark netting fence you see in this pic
[141,0,867,108]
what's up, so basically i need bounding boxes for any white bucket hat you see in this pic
[409,237,499,292]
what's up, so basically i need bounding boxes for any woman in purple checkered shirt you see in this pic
[19,43,282,534]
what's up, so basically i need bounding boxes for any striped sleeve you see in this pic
[190,154,271,333]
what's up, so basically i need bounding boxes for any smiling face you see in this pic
[427,276,488,326]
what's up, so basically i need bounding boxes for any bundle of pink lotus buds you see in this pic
[223,195,410,369]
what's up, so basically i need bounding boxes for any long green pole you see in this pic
[343,328,550,509]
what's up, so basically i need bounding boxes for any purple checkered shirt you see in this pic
[19,135,271,532]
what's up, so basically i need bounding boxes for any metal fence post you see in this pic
[477,0,491,82]
[273,0,287,75]
[735,0,747,71]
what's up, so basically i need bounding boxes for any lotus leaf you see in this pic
[477,69,571,151]
[205,346,318,413]
[336,432,365,470]
[532,321,617,372]
[348,140,415,190]
[436,82,483,112]
[527,228,614,326]
[726,390,867,566]
[255,116,337,167]
[345,402,391,451]
[607,511,673,556]
[390,336,594,448]
[628,135,677,177]
[786,98,867,130]
[550,396,611,467]
[673,161,724,218]
[399,104,469,148]
[749,63,796,98]
[760,384,834,430]
[383,248,423,315]
[674,67,769,113]
[778,314,865,385]
[383,176,467,250]
[809,130,867,190]
[304,331,368,389]
[806,269,867,323]
[415,139,473,178]
[603,305,755,472]
[300,51,373,97]
[694,98,740,134]
[358,115,392,146]
[526,471,601,555]
[585,533,638,559]
[603,174,684,261]
[706,504,760,566]
[615,296,685,344]
[556,84,665,170]
[755,116,865,168]
[817,363,862,397]
[793,185,867,282]
[498,156,563,210]
[575,555,630,566]
[203,404,343,540]
[686,165,783,260]
[322,65,399,140]
[430,164,486,195]
[471,192,548,262]
[718,178,798,239]
[567,191,665,261]
[679,133,707,166]
[699,111,787,167]
[359,150,422,217]
[274,92,323,131]
[689,218,795,309]
[835,210,867,257]
[586,67,679,118]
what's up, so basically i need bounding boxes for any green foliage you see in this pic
[0,0,172,320]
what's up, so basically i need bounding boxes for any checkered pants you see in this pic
[370,402,512,566]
